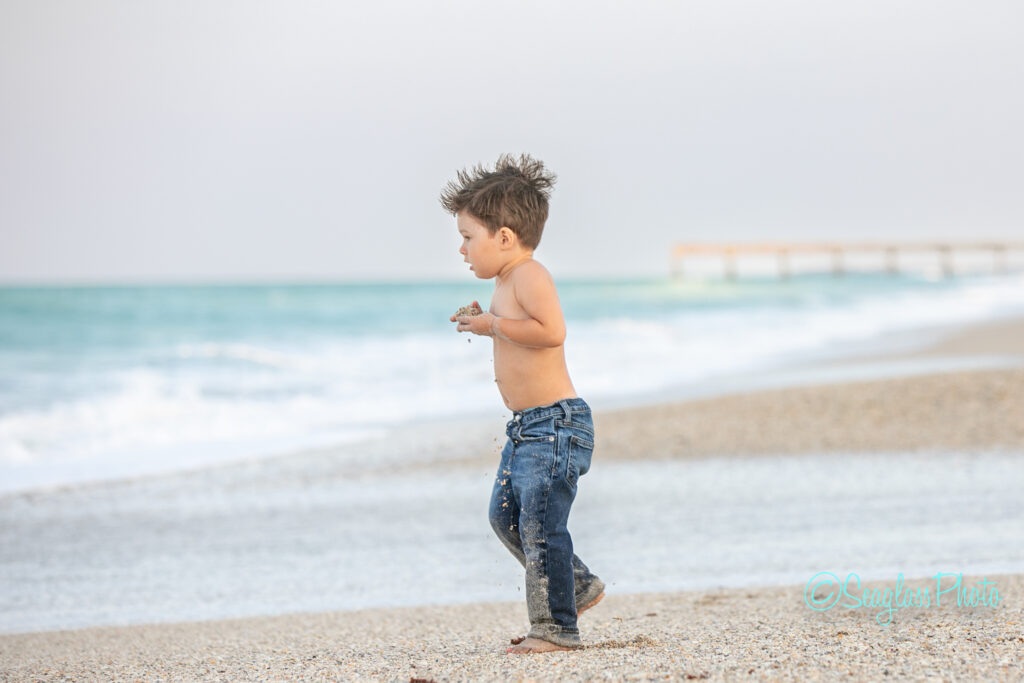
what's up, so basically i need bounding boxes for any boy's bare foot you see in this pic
[508,592,605,647]
[577,591,604,615]
[505,637,572,654]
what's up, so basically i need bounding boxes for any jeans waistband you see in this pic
[512,397,590,423]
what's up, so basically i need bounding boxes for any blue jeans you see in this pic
[488,397,603,648]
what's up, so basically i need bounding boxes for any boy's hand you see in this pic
[451,300,495,336]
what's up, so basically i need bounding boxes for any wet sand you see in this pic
[2,317,1022,681]
[595,364,1024,461]
[592,314,1024,462]
[849,314,1024,360]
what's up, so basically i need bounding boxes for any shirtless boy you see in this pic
[440,153,604,654]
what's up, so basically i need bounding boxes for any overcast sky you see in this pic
[1,1,1022,283]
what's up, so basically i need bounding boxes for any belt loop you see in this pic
[559,399,572,422]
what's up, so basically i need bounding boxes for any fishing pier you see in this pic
[670,241,1024,280]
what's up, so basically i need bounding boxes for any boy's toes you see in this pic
[509,635,526,645]
[505,637,571,654]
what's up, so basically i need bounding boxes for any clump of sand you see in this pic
[454,302,483,318]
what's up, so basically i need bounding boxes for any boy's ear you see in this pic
[497,227,516,248]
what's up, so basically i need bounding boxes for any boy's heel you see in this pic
[576,578,606,616]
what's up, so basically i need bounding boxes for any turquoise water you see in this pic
[1,272,1023,491]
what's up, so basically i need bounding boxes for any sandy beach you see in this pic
[1,573,1019,681]
[595,365,1024,462]
[2,317,1022,681]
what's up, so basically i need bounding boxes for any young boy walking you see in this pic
[441,153,604,654]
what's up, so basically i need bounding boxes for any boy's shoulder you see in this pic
[509,258,559,302]
[510,258,555,288]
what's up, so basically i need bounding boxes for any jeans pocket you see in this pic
[566,434,594,487]
[516,417,556,442]
[555,418,594,438]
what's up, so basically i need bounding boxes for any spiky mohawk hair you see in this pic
[439,153,557,250]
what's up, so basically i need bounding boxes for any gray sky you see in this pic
[2,0,1022,283]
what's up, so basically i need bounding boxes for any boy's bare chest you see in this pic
[489,281,526,319]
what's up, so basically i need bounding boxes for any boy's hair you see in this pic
[439,153,556,250]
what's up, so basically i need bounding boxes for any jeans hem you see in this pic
[527,627,583,649]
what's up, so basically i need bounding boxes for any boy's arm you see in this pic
[456,268,566,348]
[495,270,566,348]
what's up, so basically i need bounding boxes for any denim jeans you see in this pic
[488,397,603,648]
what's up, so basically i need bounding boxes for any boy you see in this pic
[440,153,604,654]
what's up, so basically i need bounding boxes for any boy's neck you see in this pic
[495,253,534,282]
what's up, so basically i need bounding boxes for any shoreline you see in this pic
[1,315,1022,679]
[831,313,1024,361]
[7,362,1021,496]
[588,314,1024,462]
[2,572,1020,680]
[594,364,1024,462]
[3,313,1023,498]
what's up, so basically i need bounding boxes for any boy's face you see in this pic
[457,211,504,279]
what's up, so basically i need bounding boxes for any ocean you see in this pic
[2,272,1024,493]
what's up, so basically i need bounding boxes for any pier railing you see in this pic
[670,241,1024,279]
